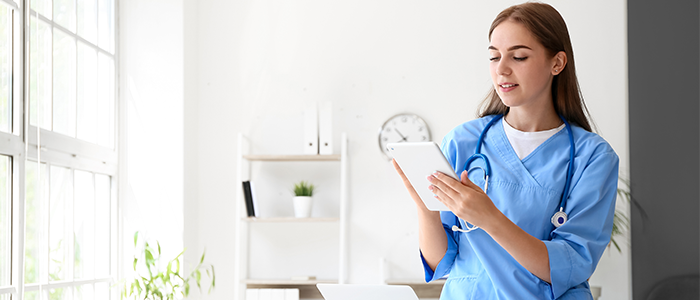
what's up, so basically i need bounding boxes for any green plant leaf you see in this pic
[134,231,139,247]
[145,249,154,264]
[200,250,206,264]
[135,280,142,296]
[133,257,138,271]
[293,180,315,196]
[166,260,173,277]
[157,241,161,256]
[175,256,181,274]
[196,270,202,289]
[211,265,216,288]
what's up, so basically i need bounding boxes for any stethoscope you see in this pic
[452,114,575,233]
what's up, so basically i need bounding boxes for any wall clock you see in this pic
[378,113,431,159]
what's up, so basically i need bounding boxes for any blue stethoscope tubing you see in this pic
[452,114,575,233]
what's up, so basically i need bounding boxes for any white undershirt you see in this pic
[503,120,565,160]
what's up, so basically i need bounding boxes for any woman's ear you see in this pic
[552,51,568,75]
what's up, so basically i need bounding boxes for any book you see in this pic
[242,181,256,217]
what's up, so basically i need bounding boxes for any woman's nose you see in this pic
[496,61,511,76]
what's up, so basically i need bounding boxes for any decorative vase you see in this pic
[293,196,313,218]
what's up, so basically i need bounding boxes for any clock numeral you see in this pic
[385,127,392,132]
[418,127,423,132]
[383,137,388,142]
[422,136,427,141]
[401,116,407,122]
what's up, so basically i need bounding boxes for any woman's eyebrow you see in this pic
[488,45,533,51]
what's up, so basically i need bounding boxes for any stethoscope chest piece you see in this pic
[551,208,568,228]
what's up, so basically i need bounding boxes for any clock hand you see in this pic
[395,129,409,142]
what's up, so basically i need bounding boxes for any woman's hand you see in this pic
[392,159,446,271]
[428,170,501,230]
[391,159,432,212]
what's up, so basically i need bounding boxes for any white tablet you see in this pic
[387,142,458,211]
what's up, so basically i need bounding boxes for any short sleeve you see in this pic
[542,151,619,298]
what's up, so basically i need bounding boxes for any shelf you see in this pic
[235,133,349,300]
[243,217,340,223]
[243,154,341,161]
[243,279,337,286]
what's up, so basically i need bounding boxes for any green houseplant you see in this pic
[292,181,315,218]
[611,181,631,252]
[120,232,215,300]
[293,180,315,197]
[610,178,646,253]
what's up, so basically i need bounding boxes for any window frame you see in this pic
[0,0,120,299]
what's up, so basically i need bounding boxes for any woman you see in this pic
[393,3,618,299]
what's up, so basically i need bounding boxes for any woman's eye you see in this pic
[489,57,500,62]
[514,56,528,61]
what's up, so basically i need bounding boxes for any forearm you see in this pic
[482,213,551,283]
[417,208,448,272]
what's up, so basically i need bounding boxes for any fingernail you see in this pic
[428,185,434,191]
[426,175,433,182]
[433,172,439,176]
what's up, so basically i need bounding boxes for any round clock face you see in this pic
[378,113,431,159]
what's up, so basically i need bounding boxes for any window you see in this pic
[0,0,118,299]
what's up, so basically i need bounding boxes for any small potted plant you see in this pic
[293,181,315,218]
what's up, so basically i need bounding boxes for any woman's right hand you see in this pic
[392,158,431,212]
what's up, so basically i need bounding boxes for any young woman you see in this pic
[393,3,618,299]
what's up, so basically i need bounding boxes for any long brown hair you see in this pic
[478,3,592,132]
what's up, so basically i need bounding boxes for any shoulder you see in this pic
[440,115,499,166]
[441,115,498,148]
[570,125,619,164]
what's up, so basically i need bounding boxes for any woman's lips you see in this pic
[499,83,518,92]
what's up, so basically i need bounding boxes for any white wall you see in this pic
[183,0,630,299]
[120,0,185,275]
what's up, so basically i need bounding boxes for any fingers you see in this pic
[428,183,455,209]
[392,159,411,184]
[392,159,429,209]
[460,170,480,189]
[427,172,461,201]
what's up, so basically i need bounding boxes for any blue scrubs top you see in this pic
[422,115,619,300]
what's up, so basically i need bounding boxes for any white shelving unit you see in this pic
[234,133,348,299]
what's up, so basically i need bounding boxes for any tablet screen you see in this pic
[388,142,458,211]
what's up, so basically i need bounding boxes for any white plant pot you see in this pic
[293,196,313,218]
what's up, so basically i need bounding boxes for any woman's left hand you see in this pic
[428,170,501,229]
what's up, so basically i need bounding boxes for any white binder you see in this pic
[303,104,318,154]
[319,101,333,155]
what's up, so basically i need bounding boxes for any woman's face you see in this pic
[489,19,556,110]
